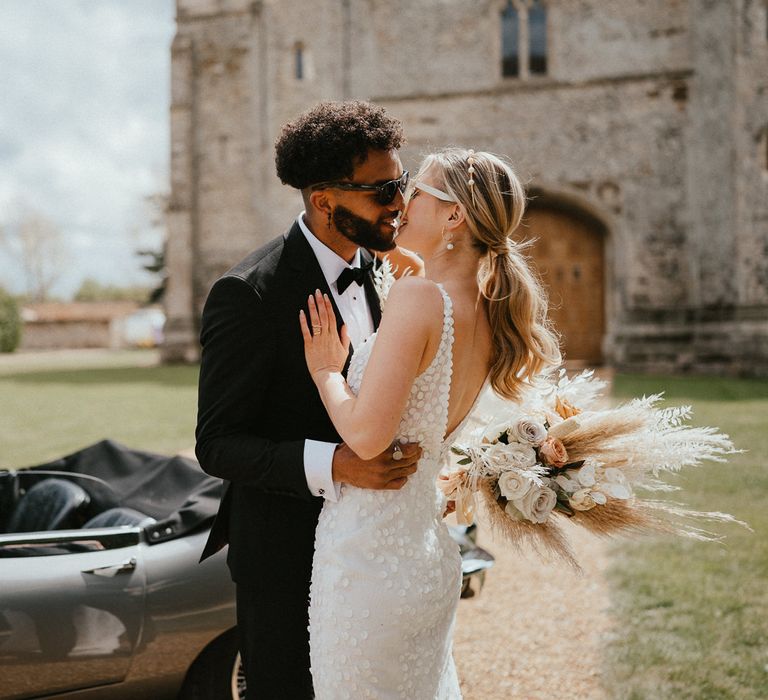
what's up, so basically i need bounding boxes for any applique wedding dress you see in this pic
[309,284,478,700]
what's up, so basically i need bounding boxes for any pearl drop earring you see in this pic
[441,226,455,251]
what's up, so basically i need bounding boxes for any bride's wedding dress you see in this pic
[310,284,479,699]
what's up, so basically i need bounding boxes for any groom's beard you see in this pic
[332,205,397,252]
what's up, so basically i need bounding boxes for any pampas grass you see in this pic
[477,478,582,571]
[447,370,749,568]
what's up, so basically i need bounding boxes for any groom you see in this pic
[196,101,421,698]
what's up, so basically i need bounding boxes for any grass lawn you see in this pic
[3,355,767,697]
[1,357,199,468]
[604,374,768,700]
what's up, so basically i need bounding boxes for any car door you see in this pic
[0,527,146,700]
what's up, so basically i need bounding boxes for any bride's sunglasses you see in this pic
[311,171,409,205]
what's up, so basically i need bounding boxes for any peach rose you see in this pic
[539,436,569,468]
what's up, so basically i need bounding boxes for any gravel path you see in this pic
[452,522,613,699]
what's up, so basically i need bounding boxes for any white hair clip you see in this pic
[467,150,477,205]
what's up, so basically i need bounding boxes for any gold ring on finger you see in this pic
[312,325,322,335]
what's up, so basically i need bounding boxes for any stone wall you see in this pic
[165,0,768,374]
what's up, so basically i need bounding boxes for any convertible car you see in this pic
[0,440,494,700]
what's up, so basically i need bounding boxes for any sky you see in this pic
[0,0,175,299]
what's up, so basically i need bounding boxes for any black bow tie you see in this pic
[335,260,374,294]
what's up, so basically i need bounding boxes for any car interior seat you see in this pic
[83,507,156,529]
[7,478,91,533]
[0,472,20,533]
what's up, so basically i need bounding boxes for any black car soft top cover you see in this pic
[24,439,223,544]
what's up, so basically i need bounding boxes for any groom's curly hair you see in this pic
[275,101,404,190]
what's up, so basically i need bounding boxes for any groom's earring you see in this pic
[327,212,332,231]
[441,227,455,251]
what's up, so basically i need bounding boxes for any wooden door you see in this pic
[516,207,605,364]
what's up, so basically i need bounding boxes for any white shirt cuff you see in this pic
[304,440,341,502]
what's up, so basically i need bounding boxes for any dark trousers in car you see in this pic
[236,583,314,699]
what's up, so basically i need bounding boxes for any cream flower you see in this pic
[547,415,581,440]
[498,471,534,500]
[482,421,510,443]
[486,442,538,471]
[576,462,596,487]
[568,488,597,511]
[595,470,632,500]
[554,473,580,494]
[513,485,557,524]
[509,419,548,447]
[598,483,631,499]
[545,410,564,427]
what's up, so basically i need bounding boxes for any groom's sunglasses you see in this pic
[311,171,409,206]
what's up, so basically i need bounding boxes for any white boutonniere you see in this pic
[372,256,397,306]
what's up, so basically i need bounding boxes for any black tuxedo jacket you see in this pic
[195,221,381,585]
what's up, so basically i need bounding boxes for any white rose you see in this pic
[504,500,526,520]
[512,485,557,524]
[498,471,534,500]
[486,442,537,471]
[568,488,597,511]
[509,419,548,447]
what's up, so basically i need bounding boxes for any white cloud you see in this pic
[0,0,174,298]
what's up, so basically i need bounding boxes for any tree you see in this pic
[0,287,22,353]
[0,203,66,302]
[131,191,169,304]
[136,247,166,304]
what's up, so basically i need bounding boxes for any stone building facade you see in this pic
[164,0,768,375]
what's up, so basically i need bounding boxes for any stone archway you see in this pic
[516,201,607,365]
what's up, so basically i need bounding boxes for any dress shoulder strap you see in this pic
[432,283,455,442]
[434,282,454,340]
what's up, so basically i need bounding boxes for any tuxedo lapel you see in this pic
[362,250,383,330]
[284,222,355,371]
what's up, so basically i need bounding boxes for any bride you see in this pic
[299,148,561,698]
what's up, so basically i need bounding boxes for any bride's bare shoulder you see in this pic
[388,276,443,306]
[381,276,444,328]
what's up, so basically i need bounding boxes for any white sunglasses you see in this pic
[411,181,457,202]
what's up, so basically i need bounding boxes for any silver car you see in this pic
[0,440,493,699]
[1,440,240,700]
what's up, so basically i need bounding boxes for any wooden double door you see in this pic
[516,207,606,365]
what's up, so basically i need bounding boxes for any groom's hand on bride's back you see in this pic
[332,442,421,490]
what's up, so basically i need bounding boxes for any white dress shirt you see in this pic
[298,213,375,501]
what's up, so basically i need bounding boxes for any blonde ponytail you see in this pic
[417,148,561,400]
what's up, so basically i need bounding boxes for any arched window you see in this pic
[294,42,305,80]
[528,0,547,75]
[501,2,520,77]
[500,1,548,79]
